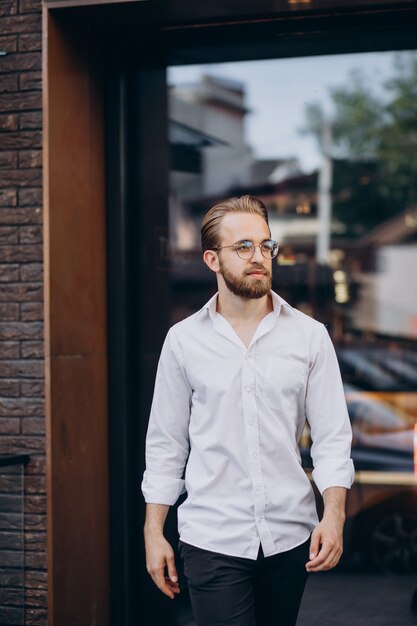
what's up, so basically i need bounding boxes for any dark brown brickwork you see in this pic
[0,0,46,622]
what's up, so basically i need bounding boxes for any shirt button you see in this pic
[249,419,255,426]
[256,484,262,491]
[251,452,258,459]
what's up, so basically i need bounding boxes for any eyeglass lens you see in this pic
[236,240,279,259]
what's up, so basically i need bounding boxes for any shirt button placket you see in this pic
[242,351,265,531]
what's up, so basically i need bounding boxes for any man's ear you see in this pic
[203,250,220,273]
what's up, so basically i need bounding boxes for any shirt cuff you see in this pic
[312,458,355,496]
[141,470,186,506]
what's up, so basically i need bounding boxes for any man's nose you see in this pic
[251,245,264,263]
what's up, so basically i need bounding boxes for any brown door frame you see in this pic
[42,2,417,625]
[43,11,110,626]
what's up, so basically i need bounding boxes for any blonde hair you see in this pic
[201,195,270,252]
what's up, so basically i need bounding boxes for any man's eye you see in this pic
[237,241,253,251]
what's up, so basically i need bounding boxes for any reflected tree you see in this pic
[303,52,417,237]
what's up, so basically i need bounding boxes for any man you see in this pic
[142,195,354,626]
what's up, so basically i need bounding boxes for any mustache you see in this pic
[245,266,270,276]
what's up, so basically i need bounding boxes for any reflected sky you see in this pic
[169,51,403,172]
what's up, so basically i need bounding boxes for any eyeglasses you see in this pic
[212,239,279,260]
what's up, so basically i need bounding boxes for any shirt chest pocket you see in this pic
[260,354,307,400]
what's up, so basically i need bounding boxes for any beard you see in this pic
[219,258,272,299]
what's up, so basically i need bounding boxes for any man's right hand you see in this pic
[144,531,180,600]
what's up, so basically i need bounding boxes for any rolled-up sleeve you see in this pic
[306,324,355,496]
[141,328,192,506]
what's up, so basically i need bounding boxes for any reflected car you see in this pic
[301,387,417,573]
[336,348,410,391]
[364,348,417,388]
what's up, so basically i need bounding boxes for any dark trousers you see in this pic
[178,536,310,626]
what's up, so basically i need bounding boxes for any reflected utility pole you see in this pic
[316,121,333,265]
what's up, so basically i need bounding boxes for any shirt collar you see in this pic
[195,290,295,320]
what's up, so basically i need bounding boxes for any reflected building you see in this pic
[354,206,417,339]
[169,74,299,252]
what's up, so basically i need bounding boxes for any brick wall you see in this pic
[0,0,46,623]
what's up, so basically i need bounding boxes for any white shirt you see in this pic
[141,290,355,559]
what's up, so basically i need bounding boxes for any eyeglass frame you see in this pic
[211,239,280,260]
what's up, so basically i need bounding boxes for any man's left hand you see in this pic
[306,485,347,572]
[305,512,344,572]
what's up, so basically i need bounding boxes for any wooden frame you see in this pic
[43,11,109,626]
